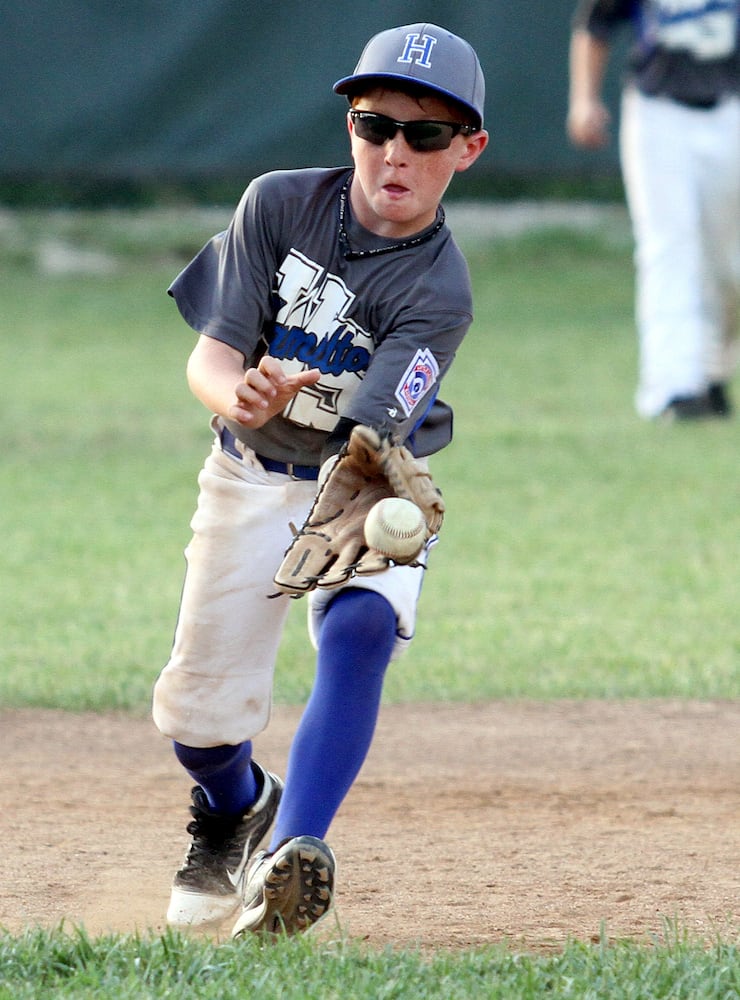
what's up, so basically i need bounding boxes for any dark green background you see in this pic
[2,2,627,191]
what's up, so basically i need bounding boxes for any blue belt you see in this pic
[220,426,319,481]
[676,95,718,111]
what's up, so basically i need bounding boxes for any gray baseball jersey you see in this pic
[169,166,475,466]
[572,0,739,105]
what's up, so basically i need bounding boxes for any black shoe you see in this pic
[707,382,732,417]
[167,763,283,930]
[661,394,714,421]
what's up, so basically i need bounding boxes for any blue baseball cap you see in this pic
[334,23,485,129]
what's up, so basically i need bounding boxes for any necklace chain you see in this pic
[338,175,445,261]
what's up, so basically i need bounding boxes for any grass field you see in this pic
[0,924,737,1000]
[0,205,737,997]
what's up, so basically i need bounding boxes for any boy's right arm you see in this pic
[567,28,612,149]
[186,334,320,429]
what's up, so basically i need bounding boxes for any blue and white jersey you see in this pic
[573,0,739,102]
[168,167,474,466]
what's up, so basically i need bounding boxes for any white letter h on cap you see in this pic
[397,33,437,68]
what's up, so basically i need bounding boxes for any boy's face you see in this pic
[347,87,488,239]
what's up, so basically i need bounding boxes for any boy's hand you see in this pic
[229,356,321,427]
[567,96,610,149]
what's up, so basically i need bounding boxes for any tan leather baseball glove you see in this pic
[273,424,445,595]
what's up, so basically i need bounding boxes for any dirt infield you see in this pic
[3,700,738,951]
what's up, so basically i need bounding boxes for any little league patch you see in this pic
[394,348,440,417]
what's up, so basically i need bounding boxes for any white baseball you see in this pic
[364,498,426,563]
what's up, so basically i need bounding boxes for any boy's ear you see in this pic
[455,129,489,173]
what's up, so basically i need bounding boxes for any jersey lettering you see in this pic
[647,1,737,59]
[270,249,374,430]
[271,324,369,376]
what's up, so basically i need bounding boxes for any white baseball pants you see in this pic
[619,88,740,417]
[152,419,429,747]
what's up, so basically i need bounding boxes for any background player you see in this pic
[567,0,740,420]
[152,22,488,937]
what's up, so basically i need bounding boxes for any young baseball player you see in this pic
[567,1,739,421]
[152,22,488,937]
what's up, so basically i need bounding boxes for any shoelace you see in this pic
[182,812,241,870]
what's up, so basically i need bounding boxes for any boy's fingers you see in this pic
[295,368,322,386]
[256,355,287,384]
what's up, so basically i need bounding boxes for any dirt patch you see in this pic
[2,701,738,951]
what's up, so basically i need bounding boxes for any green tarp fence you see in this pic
[1,1,623,185]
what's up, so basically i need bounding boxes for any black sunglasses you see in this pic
[349,109,477,152]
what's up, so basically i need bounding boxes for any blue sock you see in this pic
[173,740,257,816]
[270,588,397,849]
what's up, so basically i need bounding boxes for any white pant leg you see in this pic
[152,437,316,747]
[621,89,711,416]
[307,540,432,658]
